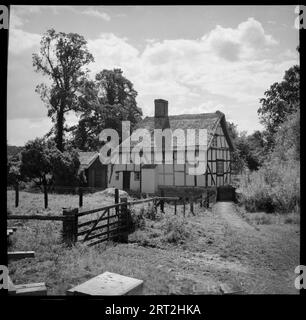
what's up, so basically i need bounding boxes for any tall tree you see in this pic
[72,68,143,151]
[258,65,300,149]
[33,29,94,151]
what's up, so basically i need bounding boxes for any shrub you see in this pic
[161,214,191,244]
[284,213,300,224]
[237,159,300,213]
[130,207,146,231]
[144,203,157,220]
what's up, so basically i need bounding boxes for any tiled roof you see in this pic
[129,111,234,149]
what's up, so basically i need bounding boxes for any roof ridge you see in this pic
[142,112,219,120]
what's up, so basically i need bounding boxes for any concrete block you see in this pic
[67,271,143,296]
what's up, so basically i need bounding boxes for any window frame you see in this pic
[216,159,224,176]
[134,171,140,181]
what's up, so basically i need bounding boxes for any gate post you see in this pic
[15,182,19,208]
[160,190,165,213]
[116,197,129,243]
[62,208,78,246]
[115,188,119,215]
[190,197,194,215]
[43,183,48,209]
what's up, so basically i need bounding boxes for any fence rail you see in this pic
[8,184,106,209]
[7,188,217,246]
[7,215,65,221]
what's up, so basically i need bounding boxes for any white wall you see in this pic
[108,165,122,189]
[130,172,140,192]
[141,168,157,194]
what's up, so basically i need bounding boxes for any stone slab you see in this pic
[67,271,143,296]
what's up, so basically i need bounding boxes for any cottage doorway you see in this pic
[123,171,130,190]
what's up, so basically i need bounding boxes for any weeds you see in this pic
[161,214,191,244]
[237,160,300,214]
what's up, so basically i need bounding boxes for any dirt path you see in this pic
[213,201,255,231]
[120,201,299,294]
[210,201,300,294]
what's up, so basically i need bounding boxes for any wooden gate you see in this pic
[77,202,130,246]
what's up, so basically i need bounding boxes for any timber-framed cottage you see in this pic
[107,99,234,196]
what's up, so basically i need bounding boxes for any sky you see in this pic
[7,5,299,146]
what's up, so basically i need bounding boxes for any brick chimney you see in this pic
[154,99,168,118]
[154,99,170,130]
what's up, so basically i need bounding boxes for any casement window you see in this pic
[115,172,120,180]
[134,172,140,181]
[216,160,224,175]
[211,137,217,147]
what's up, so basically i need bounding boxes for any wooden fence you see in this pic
[7,188,217,247]
[9,184,103,209]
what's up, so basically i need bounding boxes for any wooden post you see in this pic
[79,187,83,207]
[200,193,203,207]
[107,208,110,240]
[15,183,19,208]
[43,184,48,209]
[183,198,186,217]
[62,208,78,246]
[115,188,119,215]
[117,197,128,243]
[206,190,210,208]
[160,190,164,213]
[190,197,194,215]
[174,200,177,215]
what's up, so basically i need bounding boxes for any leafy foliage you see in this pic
[271,110,300,162]
[237,158,300,213]
[237,65,300,213]
[33,29,94,151]
[71,68,143,151]
[258,65,300,149]
[7,155,21,186]
[20,138,80,188]
[227,122,265,171]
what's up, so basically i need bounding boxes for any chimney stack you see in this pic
[154,99,168,118]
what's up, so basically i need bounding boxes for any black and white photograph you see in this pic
[1,4,302,302]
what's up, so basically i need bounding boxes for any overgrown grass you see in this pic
[237,160,300,214]
[8,220,178,295]
[8,196,194,295]
[129,203,192,247]
[236,206,300,226]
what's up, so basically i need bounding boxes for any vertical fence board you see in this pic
[115,188,119,215]
[160,190,165,213]
[190,197,194,215]
[15,183,19,208]
[43,184,48,209]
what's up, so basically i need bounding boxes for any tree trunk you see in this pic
[56,107,65,152]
